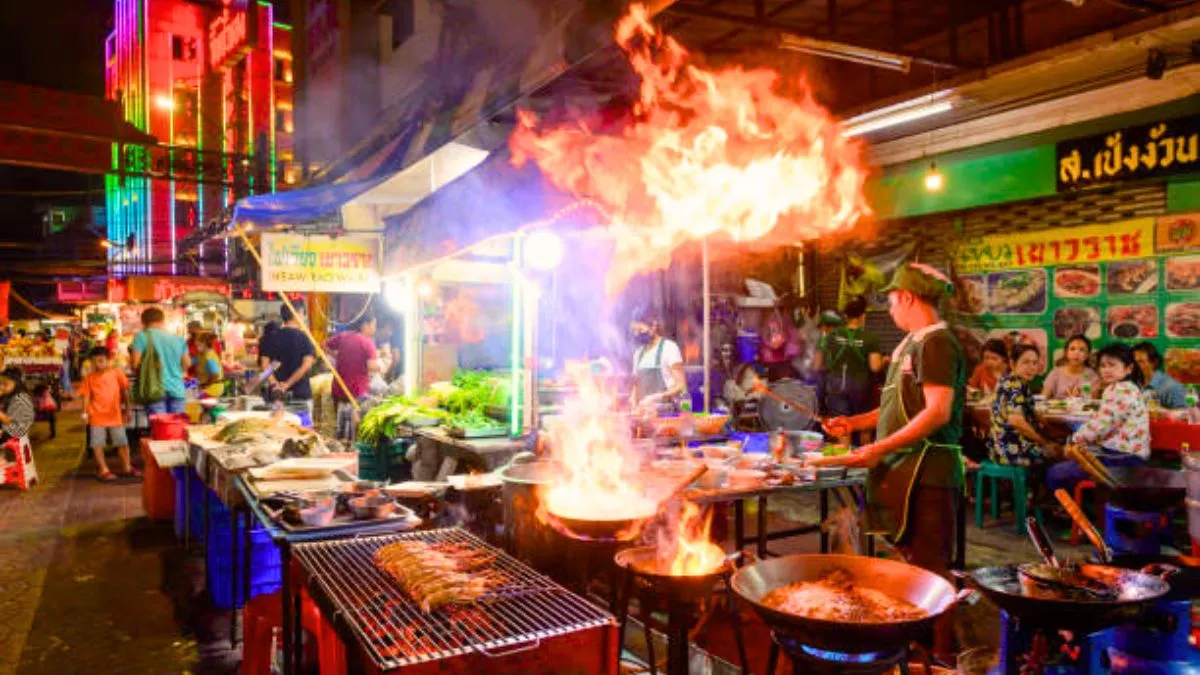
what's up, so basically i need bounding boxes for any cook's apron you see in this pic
[865,330,963,545]
[634,339,673,411]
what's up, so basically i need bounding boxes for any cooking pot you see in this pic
[498,454,562,573]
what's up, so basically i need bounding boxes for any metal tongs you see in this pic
[1021,516,1115,599]
[1064,444,1120,490]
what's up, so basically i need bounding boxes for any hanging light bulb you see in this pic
[924,161,944,192]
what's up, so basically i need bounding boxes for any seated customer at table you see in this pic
[989,345,1061,476]
[1042,334,1099,400]
[1132,341,1189,409]
[1047,343,1150,496]
[969,339,1009,396]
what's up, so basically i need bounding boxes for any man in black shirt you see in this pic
[260,305,316,404]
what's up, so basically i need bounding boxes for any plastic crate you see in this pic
[206,517,282,610]
[172,467,210,542]
[728,432,770,454]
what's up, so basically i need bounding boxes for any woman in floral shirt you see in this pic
[990,344,1061,467]
[1047,343,1150,496]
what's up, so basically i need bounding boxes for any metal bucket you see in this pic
[498,458,561,573]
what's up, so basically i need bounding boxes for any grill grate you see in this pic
[293,527,615,670]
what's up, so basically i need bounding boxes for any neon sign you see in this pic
[209,5,250,71]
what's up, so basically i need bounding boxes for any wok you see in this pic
[1103,466,1186,511]
[614,546,736,601]
[1105,553,1200,602]
[731,554,963,654]
[958,564,1169,633]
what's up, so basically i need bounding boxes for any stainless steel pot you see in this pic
[498,456,560,571]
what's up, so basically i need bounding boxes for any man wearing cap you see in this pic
[810,262,965,659]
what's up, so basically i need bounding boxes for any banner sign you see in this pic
[56,280,107,304]
[260,233,381,293]
[952,217,1156,274]
[1057,114,1200,191]
[1157,212,1200,253]
[126,276,231,302]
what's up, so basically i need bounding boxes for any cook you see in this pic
[809,262,965,661]
[628,310,687,413]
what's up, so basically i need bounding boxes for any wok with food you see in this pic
[732,554,961,653]
[373,540,499,613]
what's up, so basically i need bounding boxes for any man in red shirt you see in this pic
[326,315,383,441]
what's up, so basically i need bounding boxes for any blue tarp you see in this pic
[230,176,389,227]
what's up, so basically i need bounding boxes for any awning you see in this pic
[382,151,576,274]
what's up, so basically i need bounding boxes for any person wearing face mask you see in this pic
[808,263,965,663]
[1048,343,1150,496]
[628,311,687,413]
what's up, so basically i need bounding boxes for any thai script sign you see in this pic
[209,0,256,71]
[1157,212,1200,253]
[952,218,1157,274]
[260,233,381,293]
[1057,114,1200,191]
[126,276,232,302]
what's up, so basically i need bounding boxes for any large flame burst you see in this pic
[510,3,871,294]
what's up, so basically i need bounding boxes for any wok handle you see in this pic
[1055,488,1111,563]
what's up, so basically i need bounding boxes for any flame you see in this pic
[541,363,656,530]
[510,3,871,294]
[662,500,726,576]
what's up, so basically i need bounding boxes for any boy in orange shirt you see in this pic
[80,346,138,482]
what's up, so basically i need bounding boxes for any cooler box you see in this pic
[139,438,175,522]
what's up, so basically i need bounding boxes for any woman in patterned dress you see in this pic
[1047,343,1150,496]
[989,345,1062,494]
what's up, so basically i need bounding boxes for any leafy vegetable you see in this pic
[357,395,449,445]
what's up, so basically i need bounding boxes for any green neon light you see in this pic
[272,22,292,30]
[510,237,523,437]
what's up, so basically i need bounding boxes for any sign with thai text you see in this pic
[951,218,1157,274]
[260,233,381,293]
[209,1,255,71]
[56,280,107,304]
[1057,114,1200,191]
[126,276,232,302]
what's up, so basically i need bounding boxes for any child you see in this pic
[195,332,225,398]
[80,346,138,482]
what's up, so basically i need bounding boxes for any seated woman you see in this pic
[969,338,1009,396]
[1047,343,1150,496]
[989,345,1061,485]
[1042,334,1099,400]
[1132,341,1189,409]
[0,368,35,461]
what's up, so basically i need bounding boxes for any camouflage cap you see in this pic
[882,262,954,303]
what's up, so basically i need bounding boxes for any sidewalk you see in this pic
[0,408,223,675]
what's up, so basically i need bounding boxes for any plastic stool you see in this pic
[1069,480,1100,546]
[242,589,344,675]
[975,461,1042,533]
[0,436,38,490]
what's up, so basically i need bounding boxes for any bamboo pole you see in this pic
[233,226,360,413]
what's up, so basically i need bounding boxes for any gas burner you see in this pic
[771,633,910,675]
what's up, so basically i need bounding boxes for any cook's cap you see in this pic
[882,262,954,302]
[818,310,844,326]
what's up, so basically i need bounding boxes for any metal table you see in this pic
[233,475,425,675]
[411,427,527,480]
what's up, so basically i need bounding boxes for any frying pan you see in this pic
[957,564,1169,633]
[1105,553,1200,603]
[614,546,737,602]
[731,554,964,654]
[543,465,707,541]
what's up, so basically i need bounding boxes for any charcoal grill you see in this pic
[293,527,618,672]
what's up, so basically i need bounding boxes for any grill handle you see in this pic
[476,637,542,659]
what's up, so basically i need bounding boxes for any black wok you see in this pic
[1103,466,1186,511]
[731,554,963,654]
[1105,553,1200,602]
[959,564,1169,633]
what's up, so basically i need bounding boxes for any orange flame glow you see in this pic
[662,500,726,576]
[541,364,656,529]
[510,3,871,294]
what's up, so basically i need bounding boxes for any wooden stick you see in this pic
[233,226,361,413]
[1066,444,1118,488]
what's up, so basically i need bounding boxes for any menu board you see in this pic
[950,212,1200,384]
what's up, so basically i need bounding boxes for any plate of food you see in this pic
[1107,260,1158,295]
[953,275,988,315]
[1053,307,1101,340]
[1166,303,1200,338]
[1165,348,1200,385]
[990,270,1047,314]
[1166,255,1200,291]
[1107,305,1158,339]
[1054,265,1101,298]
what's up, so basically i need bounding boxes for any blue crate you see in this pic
[205,519,282,610]
[728,432,770,454]
[172,467,212,543]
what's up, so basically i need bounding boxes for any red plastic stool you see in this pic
[1069,480,1101,546]
[242,589,346,675]
[0,436,38,490]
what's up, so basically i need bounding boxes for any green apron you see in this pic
[865,328,964,544]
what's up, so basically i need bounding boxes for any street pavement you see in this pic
[0,407,233,675]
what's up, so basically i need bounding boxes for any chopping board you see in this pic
[248,457,357,481]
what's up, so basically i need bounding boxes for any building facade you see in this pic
[105,0,294,276]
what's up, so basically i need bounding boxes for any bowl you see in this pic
[349,494,396,520]
[299,499,336,527]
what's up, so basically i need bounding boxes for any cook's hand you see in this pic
[809,444,884,469]
[638,393,661,409]
[822,416,853,438]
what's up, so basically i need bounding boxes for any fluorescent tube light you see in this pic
[779,34,912,73]
[842,89,956,137]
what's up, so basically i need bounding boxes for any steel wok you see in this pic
[958,564,1169,633]
[730,554,962,654]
